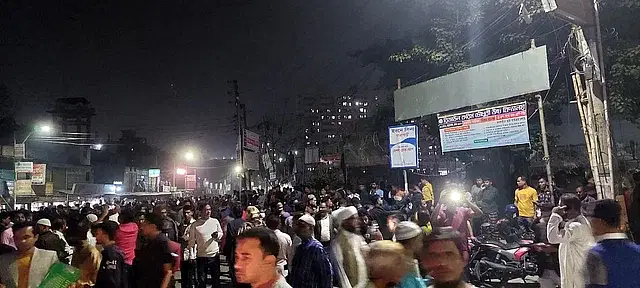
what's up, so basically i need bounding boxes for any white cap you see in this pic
[334,206,358,225]
[394,221,422,241]
[298,214,316,226]
[36,218,52,227]
[86,214,98,223]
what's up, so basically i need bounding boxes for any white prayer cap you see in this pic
[298,214,316,226]
[333,206,358,225]
[394,221,422,241]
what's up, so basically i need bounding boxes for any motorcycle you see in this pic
[467,237,552,288]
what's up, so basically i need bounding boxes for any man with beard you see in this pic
[420,228,474,288]
[331,206,367,288]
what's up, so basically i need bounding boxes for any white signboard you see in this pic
[14,144,25,159]
[389,125,419,168]
[243,129,260,152]
[437,101,530,152]
[31,164,46,185]
[14,162,34,173]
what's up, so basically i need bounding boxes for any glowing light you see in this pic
[234,165,243,173]
[176,168,187,175]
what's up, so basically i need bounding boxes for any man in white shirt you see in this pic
[314,203,333,248]
[188,203,224,288]
[265,214,292,277]
[547,193,594,288]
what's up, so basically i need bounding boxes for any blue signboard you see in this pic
[389,124,419,168]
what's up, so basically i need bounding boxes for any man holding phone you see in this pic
[546,193,594,288]
[188,203,224,288]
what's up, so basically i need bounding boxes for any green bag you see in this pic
[37,262,81,288]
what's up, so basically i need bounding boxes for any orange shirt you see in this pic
[17,252,33,288]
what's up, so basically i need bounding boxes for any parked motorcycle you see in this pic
[467,237,551,288]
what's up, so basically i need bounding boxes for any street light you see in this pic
[234,165,243,174]
[176,168,187,175]
[184,151,195,161]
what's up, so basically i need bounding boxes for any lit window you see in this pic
[321,116,325,119]
[348,115,352,119]
[305,135,309,139]
[355,101,360,106]
[327,109,331,112]
[348,102,352,106]
[307,141,311,145]
[317,129,320,132]
[364,102,368,106]
[338,109,341,112]
[338,121,342,125]
[342,102,347,106]
[331,116,336,119]
[359,108,365,113]
[310,108,314,112]
[315,142,318,145]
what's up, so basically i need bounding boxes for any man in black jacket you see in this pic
[94,220,126,288]
[476,178,499,238]
[35,218,67,261]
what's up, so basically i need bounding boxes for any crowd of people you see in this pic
[0,175,637,288]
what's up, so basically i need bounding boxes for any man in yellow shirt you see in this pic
[420,178,434,210]
[514,176,538,226]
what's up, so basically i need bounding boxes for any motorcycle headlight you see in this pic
[449,190,462,203]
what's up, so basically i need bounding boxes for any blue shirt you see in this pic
[289,238,333,288]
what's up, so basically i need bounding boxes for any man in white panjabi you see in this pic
[331,206,368,288]
[546,193,594,288]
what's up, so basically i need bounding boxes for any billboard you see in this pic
[15,162,33,173]
[394,46,549,121]
[389,125,419,168]
[148,169,161,178]
[243,129,260,152]
[32,164,46,185]
[438,101,530,152]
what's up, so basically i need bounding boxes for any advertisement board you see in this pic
[15,162,34,173]
[148,169,161,178]
[243,129,260,152]
[437,101,530,152]
[389,125,419,168]
[32,164,46,185]
[15,180,33,196]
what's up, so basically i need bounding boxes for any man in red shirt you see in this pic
[432,188,483,260]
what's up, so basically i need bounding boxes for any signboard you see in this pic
[14,143,25,159]
[389,125,419,168]
[269,170,276,181]
[148,169,161,178]
[244,151,259,170]
[185,175,196,190]
[438,101,530,153]
[15,162,34,173]
[45,183,54,196]
[243,129,260,152]
[32,164,46,185]
[15,180,33,195]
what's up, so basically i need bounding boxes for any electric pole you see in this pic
[232,80,247,190]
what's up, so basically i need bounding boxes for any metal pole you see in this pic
[536,94,554,198]
[397,78,409,192]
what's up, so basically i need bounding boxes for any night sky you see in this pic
[1,0,431,157]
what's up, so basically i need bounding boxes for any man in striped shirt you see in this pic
[288,215,332,288]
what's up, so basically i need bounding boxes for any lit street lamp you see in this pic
[184,151,195,161]
[234,165,244,174]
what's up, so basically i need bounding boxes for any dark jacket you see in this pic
[35,230,67,261]
[95,244,126,288]
[223,218,245,259]
[477,186,499,214]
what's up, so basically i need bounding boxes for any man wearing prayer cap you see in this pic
[331,206,367,288]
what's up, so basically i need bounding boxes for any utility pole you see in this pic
[571,26,615,199]
[232,80,247,190]
[242,103,251,190]
[536,94,554,200]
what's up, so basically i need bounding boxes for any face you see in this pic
[475,179,483,186]
[201,205,212,218]
[94,228,109,245]
[295,220,314,239]
[342,215,361,232]
[13,226,38,253]
[576,187,584,196]
[516,177,526,188]
[483,180,491,187]
[14,213,26,224]
[1,216,10,226]
[421,240,465,283]
[235,238,276,284]
[183,210,193,221]
[160,209,168,218]
[538,179,547,188]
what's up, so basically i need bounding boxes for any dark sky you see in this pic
[1,0,430,157]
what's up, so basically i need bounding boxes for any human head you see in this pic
[13,211,26,224]
[154,204,169,218]
[483,178,493,187]
[538,177,548,189]
[200,203,212,219]
[234,228,280,285]
[365,241,409,286]
[119,208,136,224]
[516,176,528,189]
[51,218,67,232]
[94,220,119,245]
[295,214,315,240]
[395,221,424,256]
[265,214,280,230]
[335,206,360,233]
[231,203,244,218]
[141,213,163,238]
[420,228,466,284]
[475,178,483,187]
[420,178,429,185]
[575,186,585,198]
[183,205,194,222]
[587,199,622,237]
[559,193,582,217]
[0,212,11,226]
[36,218,52,234]
[12,222,38,254]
